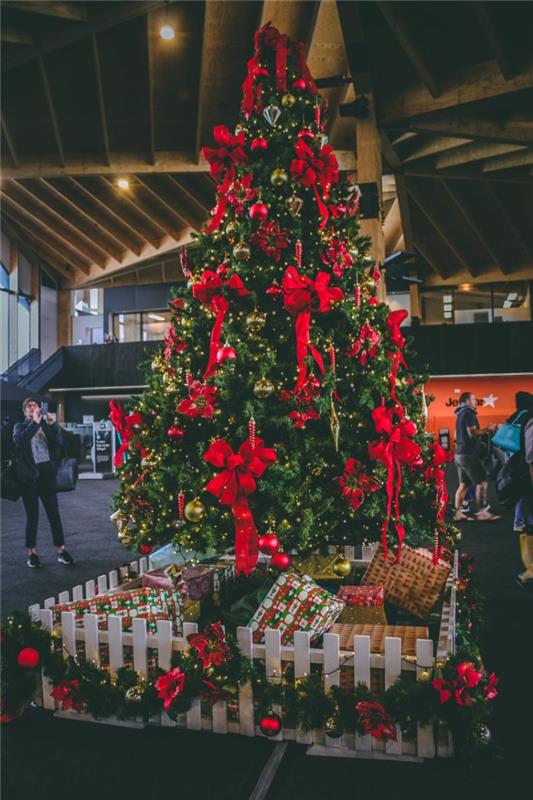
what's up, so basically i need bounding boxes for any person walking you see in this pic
[454,391,500,521]
[13,398,75,568]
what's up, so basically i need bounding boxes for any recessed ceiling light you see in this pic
[443,295,453,303]
[503,300,512,308]
[148,313,165,321]
[507,292,518,301]
[160,24,175,40]
[117,178,129,190]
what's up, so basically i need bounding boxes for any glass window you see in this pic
[142,310,171,341]
[17,294,31,359]
[420,281,531,325]
[492,281,530,323]
[0,263,9,373]
[113,312,141,343]
[453,284,492,324]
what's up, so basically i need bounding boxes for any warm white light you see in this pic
[160,24,175,40]
[117,178,129,190]
[148,313,165,321]
[443,303,453,312]
[507,292,518,301]
[503,300,512,308]
[443,295,453,303]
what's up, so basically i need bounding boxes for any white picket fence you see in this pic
[28,546,457,761]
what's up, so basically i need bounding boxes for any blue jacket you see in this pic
[12,419,63,482]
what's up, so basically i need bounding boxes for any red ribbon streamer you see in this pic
[290,140,339,230]
[203,437,277,575]
[192,271,249,379]
[425,443,451,564]
[109,400,145,467]
[368,405,421,560]
[201,126,247,183]
[280,267,344,391]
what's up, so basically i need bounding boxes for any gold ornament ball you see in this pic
[184,498,206,523]
[254,378,275,399]
[118,532,133,548]
[332,556,352,578]
[324,715,344,738]
[225,220,239,242]
[182,318,193,329]
[233,242,251,261]
[281,93,296,108]
[271,168,288,187]
[246,310,267,334]
[125,685,144,703]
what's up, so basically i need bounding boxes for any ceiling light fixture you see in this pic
[117,178,129,190]
[160,23,175,40]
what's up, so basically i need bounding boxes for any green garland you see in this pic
[1,554,496,759]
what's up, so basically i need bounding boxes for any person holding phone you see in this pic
[13,397,75,568]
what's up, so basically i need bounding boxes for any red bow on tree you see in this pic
[320,238,353,278]
[290,141,339,229]
[368,404,421,559]
[187,621,230,669]
[109,400,146,467]
[346,322,381,366]
[177,379,218,419]
[386,309,408,349]
[337,458,381,510]
[425,442,452,564]
[202,125,247,183]
[163,324,187,360]
[203,437,277,575]
[251,219,290,261]
[279,266,344,392]
[192,270,249,379]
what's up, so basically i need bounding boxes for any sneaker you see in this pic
[475,506,501,522]
[58,550,75,565]
[454,510,472,522]
[27,553,43,569]
[515,574,533,594]
[513,523,526,532]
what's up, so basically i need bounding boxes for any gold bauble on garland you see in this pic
[184,498,206,523]
[332,556,352,578]
[254,378,275,399]
[245,310,267,333]
[281,92,296,108]
[125,685,144,703]
[233,242,251,261]
[225,220,239,242]
[324,715,344,738]
[271,168,288,187]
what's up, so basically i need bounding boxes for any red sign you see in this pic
[425,374,533,445]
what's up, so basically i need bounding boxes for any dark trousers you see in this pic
[21,462,65,549]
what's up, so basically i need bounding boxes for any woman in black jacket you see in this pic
[13,398,75,569]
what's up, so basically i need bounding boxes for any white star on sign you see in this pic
[482,394,498,408]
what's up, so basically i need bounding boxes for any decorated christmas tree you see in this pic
[110,24,454,575]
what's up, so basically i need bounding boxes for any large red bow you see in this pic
[192,271,249,379]
[202,125,247,183]
[204,437,277,575]
[425,442,452,564]
[338,458,381,510]
[280,267,343,392]
[386,309,408,349]
[368,405,421,559]
[109,400,146,467]
[347,322,381,366]
[290,141,339,229]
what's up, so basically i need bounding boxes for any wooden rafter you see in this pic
[381,60,533,124]
[1,214,73,281]
[401,136,472,163]
[403,168,532,185]
[167,175,210,221]
[482,149,533,173]
[383,197,402,255]
[380,131,401,169]
[91,34,111,167]
[376,1,440,98]
[436,142,527,170]
[439,180,502,270]
[88,177,164,249]
[106,179,185,242]
[412,237,445,277]
[1,26,33,45]
[406,182,475,275]
[394,174,414,251]
[4,2,88,21]
[1,112,19,167]
[483,181,533,262]
[134,177,195,231]
[393,114,533,147]
[474,2,513,80]
[38,57,65,167]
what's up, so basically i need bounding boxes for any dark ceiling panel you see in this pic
[1,60,58,156]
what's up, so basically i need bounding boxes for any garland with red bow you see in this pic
[201,125,247,183]
[203,436,277,575]
[274,266,343,393]
[192,270,249,379]
[368,404,422,559]
[290,141,339,229]
[108,400,146,467]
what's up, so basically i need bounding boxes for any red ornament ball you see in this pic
[17,647,40,669]
[167,425,184,439]
[292,78,307,90]
[216,345,237,364]
[297,129,315,142]
[138,543,153,555]
[251,137,268,152]
[249,202,269,223]
[259,711,282,737]
[271,552,291,571]
[258,533,280,556]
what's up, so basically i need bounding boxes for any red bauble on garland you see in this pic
[139,543,153,555]
[297,128,314,142]
[167,425,184,439]
[259,711,282,737]
[249,202,269,223]
[251,137,268,152]
[292,78,307,90]
[271,552,291,570]
[216,344,237,364]
[17,647,40,669]
[258,532,280,556]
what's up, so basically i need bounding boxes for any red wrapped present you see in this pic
[337,585,384,607]
[181,565,215,601]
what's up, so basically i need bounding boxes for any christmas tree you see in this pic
[110,24,453,575]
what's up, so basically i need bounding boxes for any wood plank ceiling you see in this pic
[1,0,532,288]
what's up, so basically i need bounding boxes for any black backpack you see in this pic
[496,452,531,507]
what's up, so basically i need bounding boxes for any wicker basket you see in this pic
[361,546,451,619]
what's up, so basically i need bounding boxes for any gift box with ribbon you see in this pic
[248,570,345,645]
[336,585,387,625]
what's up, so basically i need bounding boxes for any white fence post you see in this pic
[183,623,201,730]
[84,614,100,666]
[39,609,56,710]
[237,626,255,737]
[416,639,436,759]
[323,632,341,749]
[72,585,83,602]
[294,631,312,745]
[61,611,77,660]
[97,575,108,595]
[85,579,96,600]
[108,570,119,591]
[354,634,371,752]
[384,637,403,756]
[58,591,70,604]
[132,617,148,677]
[107,615,124,675]
[264,628,283,742]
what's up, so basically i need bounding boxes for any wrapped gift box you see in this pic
[291,553,344,580]
[336,584,387,624]
[329,622,429,657]
[52,586,182,634]
[183,599,201,623]
[181,565,215,601]
[248,570,345,645]
[141,568,175,592]
[361,545,451,619]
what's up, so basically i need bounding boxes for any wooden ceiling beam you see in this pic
[65,177,145,256]
[88,177,164,249]
[38,57,65,167]
[413,237,446,278]
[166,175,211,222]
[0,214,72,281]
[403,168,532,184]
[376,1,440,98]
[392,114,533,147]
[481,149,533,173]
[103,179,185,242]
[91,34,111,167]
[381,60,533,125]
[394,174,414,251]
[483,181,533,262]
[4,2,88,21]
[1,179,110,268]
[136,175,204,229]
[380,131,401,169]
[2,2,169,72]
[1,26,34,45]
[1,194,92,275]
[474,2,513,80]
[383,197,402,255]
[401,136,472,163]
[134,176,194,231]
[145,14,156,166]
[1,112,19,168]
[406,181,475,276]
[439,179,502,270]
[436,142,527,170]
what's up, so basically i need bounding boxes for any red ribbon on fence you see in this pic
[203,437,277,575]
